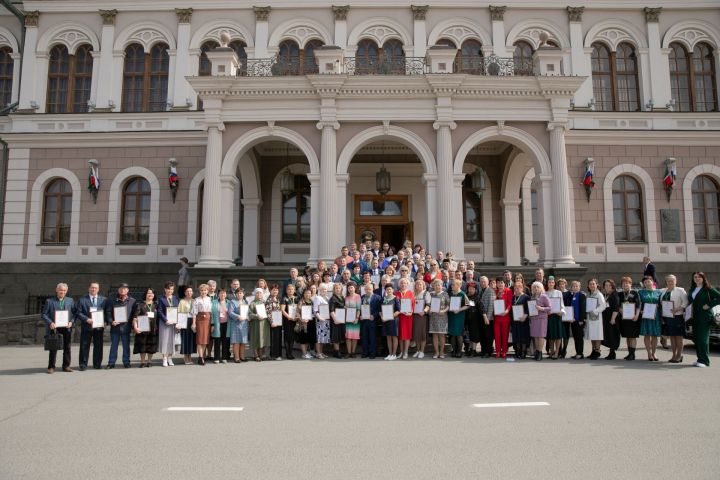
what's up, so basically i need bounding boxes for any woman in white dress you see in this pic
[585,278,607,360]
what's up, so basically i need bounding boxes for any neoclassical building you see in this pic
[0,0,719,277]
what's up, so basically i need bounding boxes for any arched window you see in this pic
[120,177,151,244]
[669,43,691,112]
[0,46,14,107]
[46,44,93,113]
[457,39,483,74]
[462,174,482,242]
[612,175,644,242]
[277,39,300,75]
[282,174,310,242]
[303,39,323,74]
[122,43,169,112]
[381,39,405,74]
[591,42,640,112]
[513,40,534,75]
[692,175,720,241]
[42,178,72,244]
[356,39,379,74]
[692,43,717,112]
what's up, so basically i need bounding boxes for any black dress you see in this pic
[133,302,158,354]
[329,294,346,343]
[511,294,531,345]
[618,290,641,338]
[601,291,621,350]
[465,292,483,343]
[282,295,297,346]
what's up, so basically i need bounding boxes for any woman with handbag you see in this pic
[133,288,158,368]
[687,272,720,368]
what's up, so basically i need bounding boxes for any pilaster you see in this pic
[95,10,117,111]
[489,6,508,57]
[172,8,193,110]
[411,5,429,57]
[332,6,349,49]
[18,12,39,111]
[253,6,271,58]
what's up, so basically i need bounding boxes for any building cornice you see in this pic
[566,129,720,145]
[1,130,208,148]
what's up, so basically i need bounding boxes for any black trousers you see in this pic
[270,325,283,358]
[479,321,494,355]
[559,321,572,356]
[571,322,585,356]
[213,323,230,361]
[48,328,71,369]
[79,328,104,368]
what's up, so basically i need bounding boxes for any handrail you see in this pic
[0,314,42,325]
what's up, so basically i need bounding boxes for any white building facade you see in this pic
[0,0,719,271]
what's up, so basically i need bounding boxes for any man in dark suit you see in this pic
[642,256,657,285]
[42,282,75,374]
[106,283,136,369]
[75,282,107,370]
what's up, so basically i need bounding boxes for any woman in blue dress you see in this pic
[447,279,470,358]
[638,276,661,361]
[227,287,249,363]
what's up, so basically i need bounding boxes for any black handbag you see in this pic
[44,330,64,351]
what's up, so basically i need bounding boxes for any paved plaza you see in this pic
[0,342,718,480]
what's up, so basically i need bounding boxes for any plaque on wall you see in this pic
[660,209,680,243]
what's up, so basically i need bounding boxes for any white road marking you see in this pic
[165,407,244,412]
[472,402,549,408]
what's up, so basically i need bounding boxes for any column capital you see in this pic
[335,173,350,185]
[175,8,193,24]
[566,6,584,22]
[421,173,438,186]
[220,175,240,188]
[316,121,340,130]
[241,198,263,207]
[253,6,271,22]
[452,173,465,187]
[500,198,522,207]
[205,121,225,132]
[99,9,118,26]
[644,7,662,23]
[332,5,350,21]
[489,6,507,21]
[306,173,321,184]
[433,120,457,131]
[411,5,429,21]
[24,11,40,27]
[547,121,568,132]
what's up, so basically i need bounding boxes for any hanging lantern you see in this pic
[376,165,391,196]
[470,166,486,192]
[280,167,294,196]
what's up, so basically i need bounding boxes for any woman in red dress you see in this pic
[395,277,415,359]
[493,276,513,359]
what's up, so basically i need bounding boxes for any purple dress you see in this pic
[529,294,550,338]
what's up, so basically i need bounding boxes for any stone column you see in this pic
[536,174,554,266]
[18,11,39,111]
[220,175,239,262]
[489,6,507,57]
[253,7,271,58]
[567,7,593,108]
[335,174,350,249]
[501,198,522,266]
[307,173,321,264]
[198,122,233,267]
[172,8,193,110]
[434,121,455,254]
[318,121,340,261]
[241,198,262,267]
[547,123,575,265]
[645,8,671,109]
[411,5,429,57]
[422,173,438,255]
[332,6,349,49]
[89,51,101,108]
[95,9,117,111]
[451,174,466,260]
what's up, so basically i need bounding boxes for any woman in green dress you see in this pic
[688,272,720,368]
[248,287,270,361]
[638,276,662,361]
[447,279,470,358]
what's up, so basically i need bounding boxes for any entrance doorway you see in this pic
[354,195,412,250]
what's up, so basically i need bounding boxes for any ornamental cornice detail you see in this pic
[644,7,662,23]
[175,8,193,24]
[24,11,40,27]
[99,9,118,26]
[566,6,584,22]
[253,6,271,22]
[411,5,429,21]
[489,6,507,21]
[332,5,350,21]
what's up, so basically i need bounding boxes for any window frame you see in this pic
[461,174,483,242]
[281,174,311,243]
[0,46,14,107]
[692,175,720,242]
[591,41,641,112]
[121,42,169,113]
[120,176,152,245]
[46,44,93,113]
[612,175,645,243]
[41,178,72,245]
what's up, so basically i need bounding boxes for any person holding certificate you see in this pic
[569,281,587,359]
[226,287,248,363]
[132,288,158,368]
[600,280,621,360]
[361,283,382,359]
[545,277,565,360]
[343,283,362,358]
[177,286,196,364]
[106,283,135,369]
[157,281,179,367]
[248,287,271,362]
[411,279,429,359]
[510,281,530,359]
[395,278,415,360]
[585,279,607,360]
[281,284,298,360]
[42,283,74,373]
[210,289,231,363]
[75,282,106,371]
[264,285,283,361]
[493,277,512,359]
[658,275,688,363]
[311,286,329,359]
[687,272,720,368]
[329,283,347,359]
[381,284,401,360]
[617,277,641,361]
[447,279,470,358]
[191,284,212,365]
[634,276,660,361]
[557,278,573,358]
[528,282,551,361]
[427,279,450,359]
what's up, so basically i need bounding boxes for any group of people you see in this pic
[41,241,719,373]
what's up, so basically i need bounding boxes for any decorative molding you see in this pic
[114,21,177,50]
[347,17,413,47]
[189,20,254,49]
[428,18,492,48]
[24,11,40,27]
[662,20,720,50]
[644,7,662,23]
[489,6,507,22]
[37,22,102,54]
[268,18,334,49]
[253,6,271,22]
[332,5,350,21]
[175,8,193,24]
[411,5,429,21]
[99,9,118,26]
[584,19,648,49]
[566,6,584,22]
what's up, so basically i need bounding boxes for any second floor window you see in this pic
[0,46,13,107]
[670,42,718,112]
[591,42,640,112]
[46,44,93,113]
[275,39,324,75]
[122,43,169,112]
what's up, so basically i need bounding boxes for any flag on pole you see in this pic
[88,165,100,192]
[663,162,676,188]
[582,162,594,187]
[169,165,179,189]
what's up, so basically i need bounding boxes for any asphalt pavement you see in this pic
[0,342,718,480]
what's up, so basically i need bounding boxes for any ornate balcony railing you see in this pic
[239,55,534,77]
